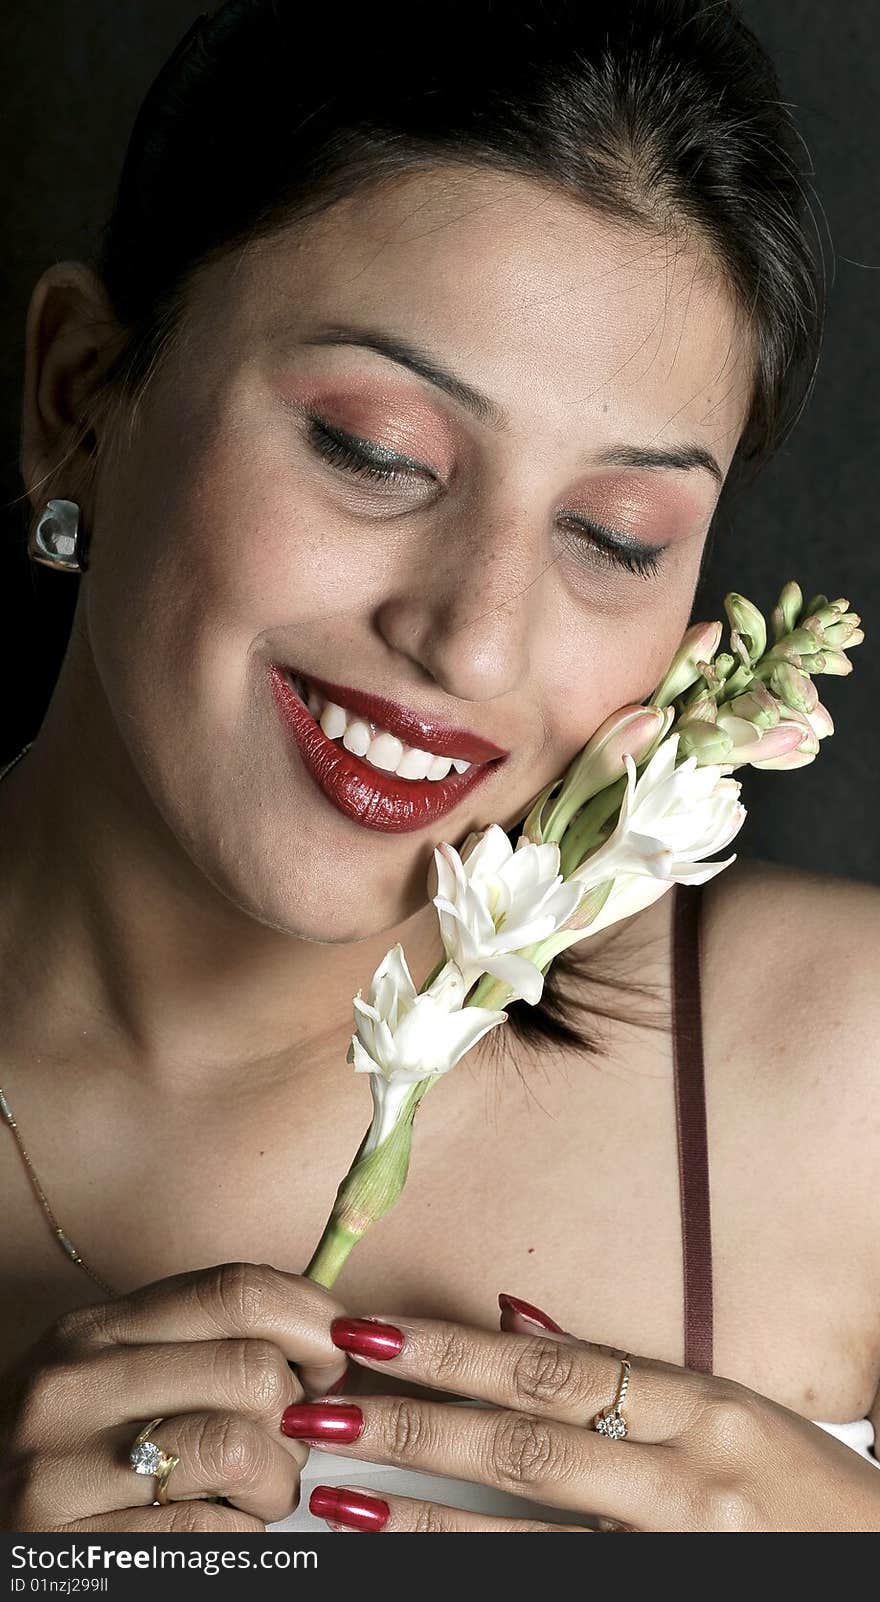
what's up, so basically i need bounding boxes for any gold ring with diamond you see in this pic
[593,1356,631,1440]
[129,1416,180,1504]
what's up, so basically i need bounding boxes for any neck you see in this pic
[0,664,449,1102]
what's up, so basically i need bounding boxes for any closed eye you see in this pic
[305,414,667,578]
[305,416,434,486]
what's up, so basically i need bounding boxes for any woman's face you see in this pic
[47,166,750,941]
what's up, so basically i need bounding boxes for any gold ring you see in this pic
[129,1416,181,1504]
[593,1356,631,1440]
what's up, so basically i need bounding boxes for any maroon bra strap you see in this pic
[671,880,714,1374]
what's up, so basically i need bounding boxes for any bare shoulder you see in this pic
[702,856,880,1433]
[700,853,880,1061]
[700,850,880,1210]
[700,854,880,1094]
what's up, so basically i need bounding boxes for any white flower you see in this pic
[347,944,507,1155]
[545,733,745,953]
[574,733,745,887]
[431,824,585,1005]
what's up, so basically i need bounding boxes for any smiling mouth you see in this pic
[269,663,505,834]
[283,667,497,783]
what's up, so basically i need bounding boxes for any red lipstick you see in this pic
[289,668,509,763]
[268,664,507,834]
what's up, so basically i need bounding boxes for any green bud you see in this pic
[724,592,767,664]
[817,649,853,676]
[678,688,718,723]
[768,662,819,715]
[675,719,734,765]
[651,620,723,708]
[769,605,787,644]
[727,684,780,729]
[713,652,737,679]
[777,581,803,634]
[821,615,861,648]
[803,594,829,618]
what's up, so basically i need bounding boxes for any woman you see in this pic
[1,0,878,1535]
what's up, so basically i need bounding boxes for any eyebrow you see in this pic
[300,322,725,488]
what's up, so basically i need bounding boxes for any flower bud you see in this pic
[651,620,724,709]
[817,649,854,676]
[776,581,803,634]
[724,593,767,663]
[768,661,819,715]
[807,699,835,739]
[821,615,862,648]
[538,704,670,841]
[678,688,718,723]
[751,746,817,771]
[675,719,734,765]
[726,684,780,729]
[803,593,829,618]
[829,597,850,613]
[719,719,806,768]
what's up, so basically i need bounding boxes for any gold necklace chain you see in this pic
[0,741,117,1299]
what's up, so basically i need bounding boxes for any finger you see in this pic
[94,1412,301,1524]
[284,1394,685,1530]
[43,1337,306,1448]
[308,1483,599,1533]
[38,1412,301,1526]
[46,1263,349,1396]
[329,1315,696,1441]
[63,1501,266,1534]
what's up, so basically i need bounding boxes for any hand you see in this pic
[0,1262,349,1532]
[280,1297,880,1532]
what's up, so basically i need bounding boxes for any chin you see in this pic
[182,823,425,944]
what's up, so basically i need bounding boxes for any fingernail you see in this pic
[498,1293,564,1333]
[309,1485,390,1531]
[326,1364,351,1395]
[330,1316,405,1361]
[280,1402,364,1442]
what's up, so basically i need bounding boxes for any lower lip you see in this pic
[268,664,504,834]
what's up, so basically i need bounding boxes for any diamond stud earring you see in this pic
[28,498,89,573]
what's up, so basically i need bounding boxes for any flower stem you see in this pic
[304,1221,362,1288]
[558,775,627,878]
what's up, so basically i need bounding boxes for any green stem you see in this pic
[558,775,626,878]
[304,1222,362,1288]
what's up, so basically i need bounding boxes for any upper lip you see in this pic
[283,666,511,765]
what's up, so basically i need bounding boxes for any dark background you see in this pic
[1,2,877,880]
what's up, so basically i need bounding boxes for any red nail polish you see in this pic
[280,1402,364,1442]
[309,1485,390,1531]
[330,1316,405,1360]
[498,1293,564,1333]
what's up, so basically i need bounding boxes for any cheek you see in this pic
[544,578,696,753]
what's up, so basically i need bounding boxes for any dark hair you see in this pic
[61,0,828,1060]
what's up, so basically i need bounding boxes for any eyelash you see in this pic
[304,416,666,579]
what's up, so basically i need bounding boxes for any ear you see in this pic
[19,260,124,516]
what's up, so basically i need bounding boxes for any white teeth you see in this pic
[319,701,347,740]
[342,719,372,757]
[395,746,433,780]
[366,732,403,772]
[291,670,476,779]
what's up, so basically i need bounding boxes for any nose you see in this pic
[373,511,549,705]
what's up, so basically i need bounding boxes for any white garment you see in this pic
[266,1412,878,1533]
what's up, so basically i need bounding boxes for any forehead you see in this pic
[217,165,752,473]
